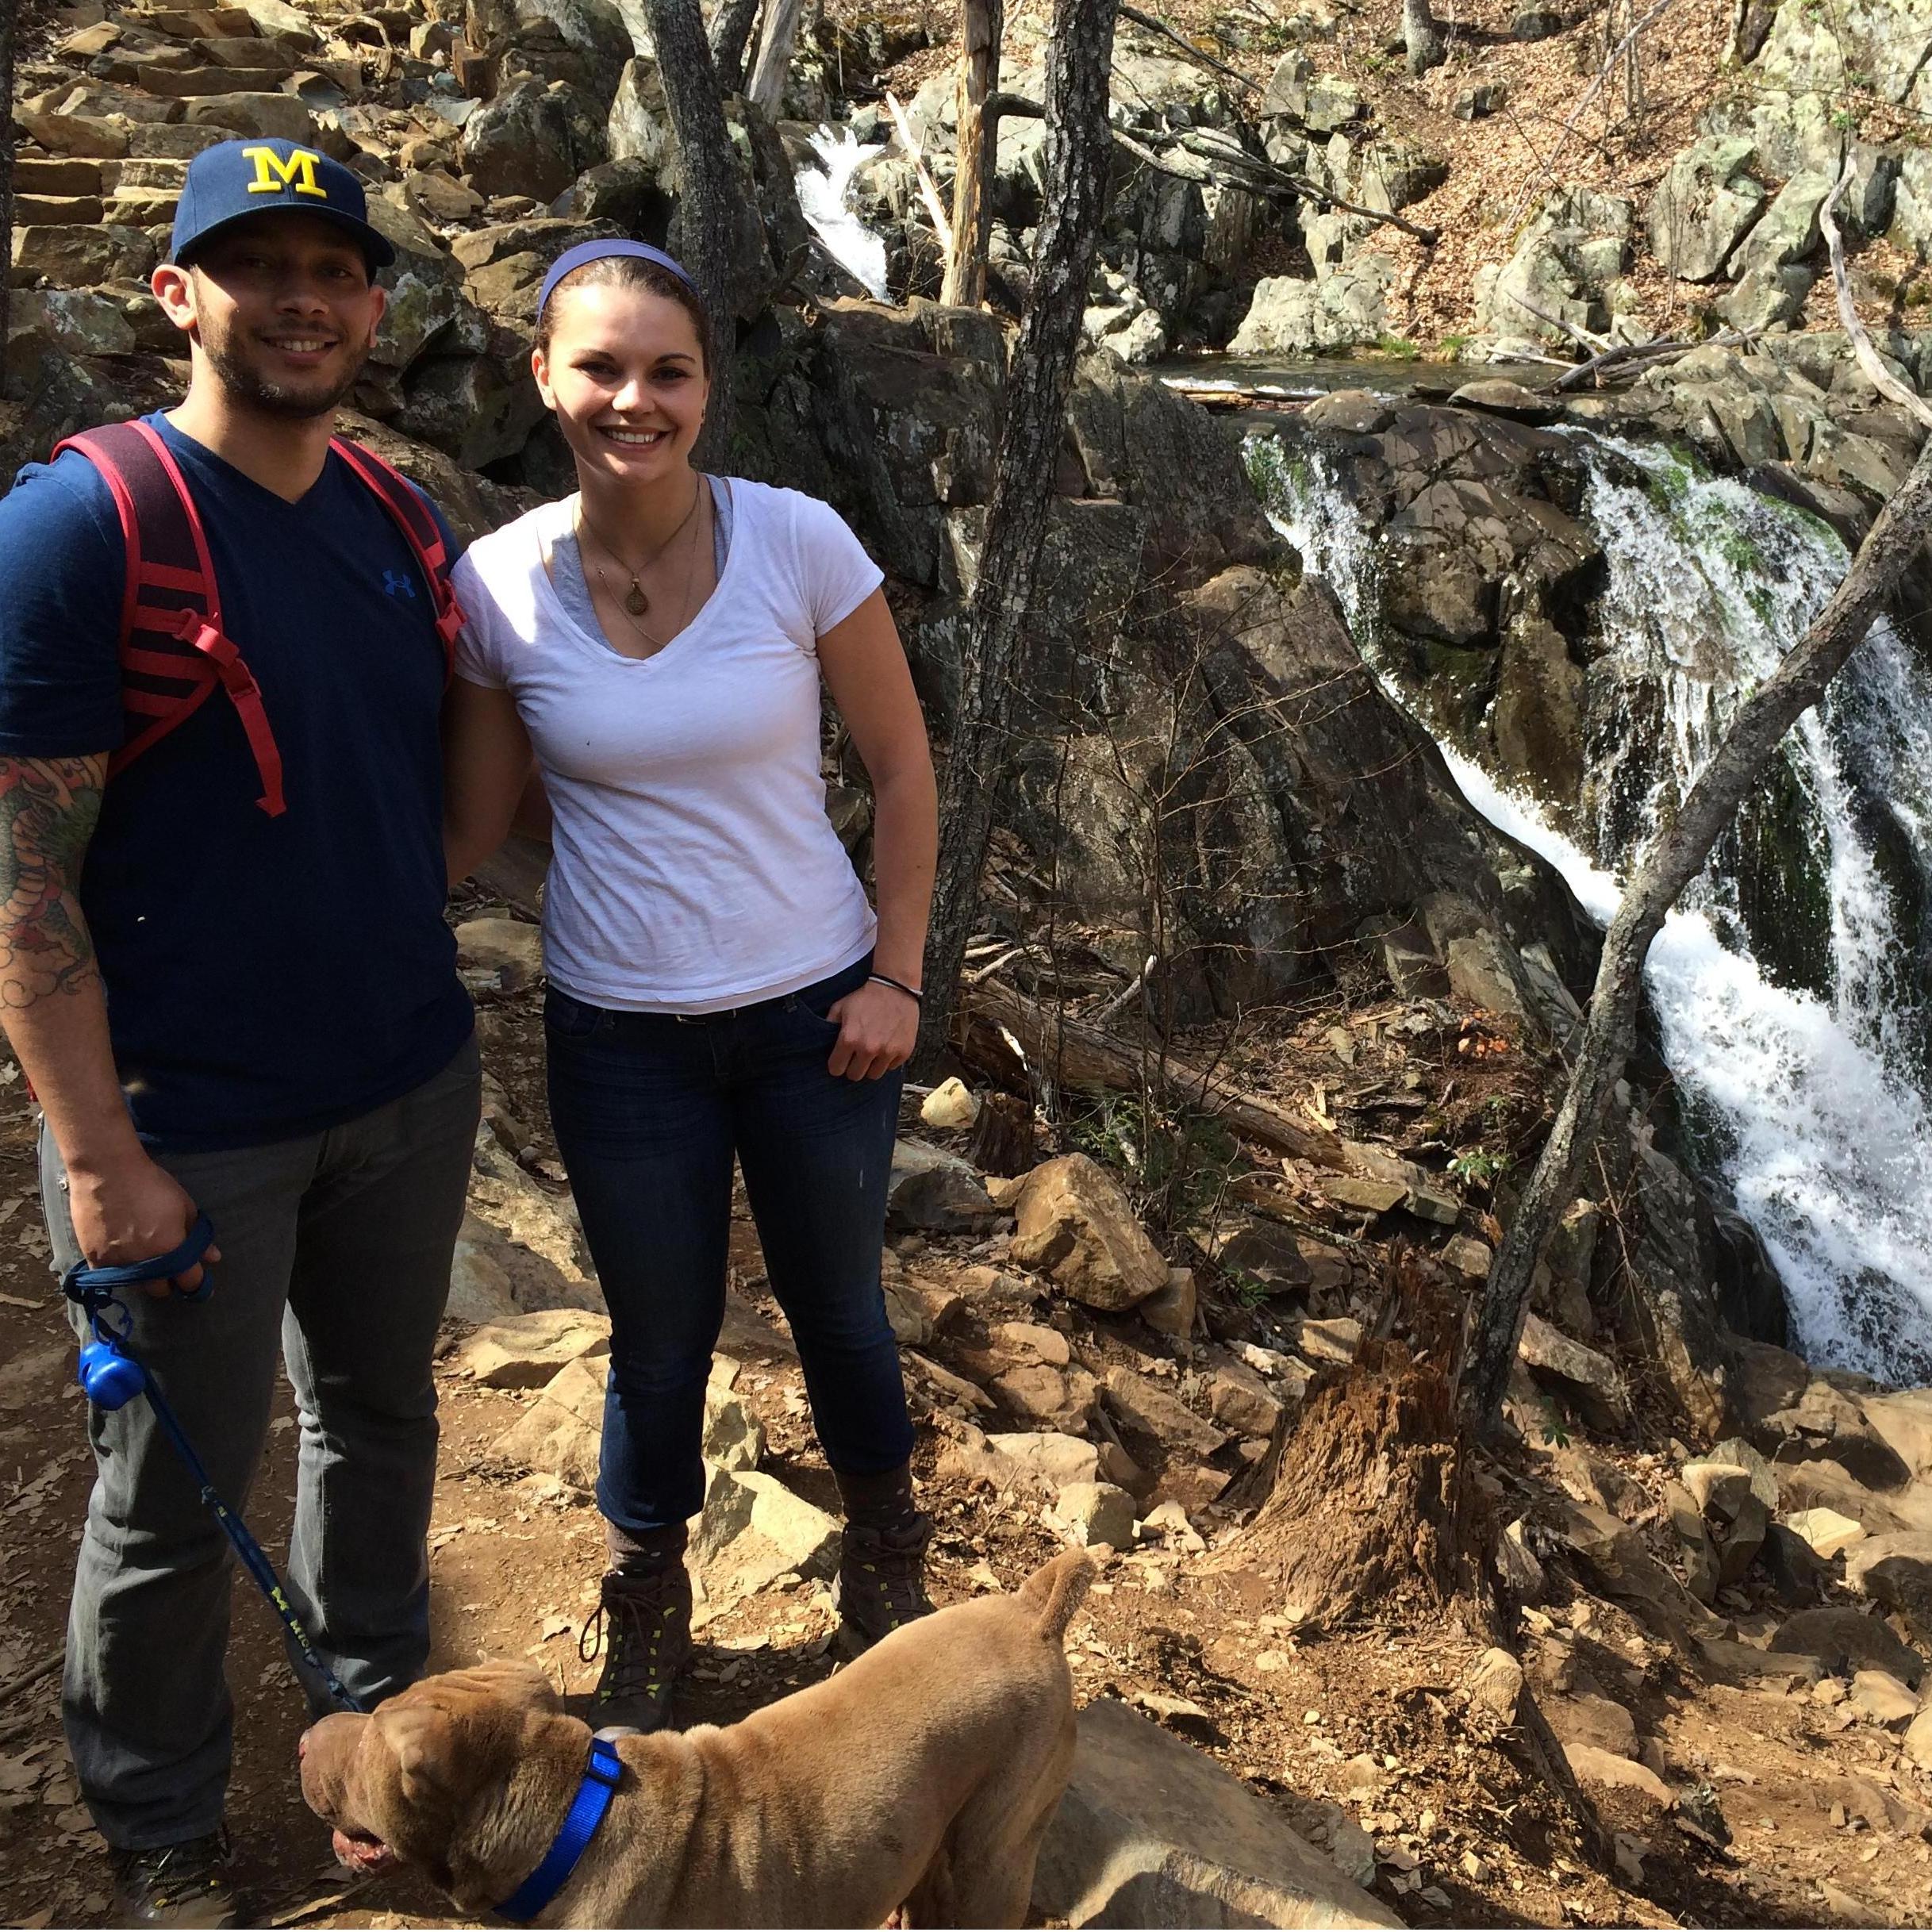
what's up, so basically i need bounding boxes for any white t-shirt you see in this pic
[453,479,885,1012]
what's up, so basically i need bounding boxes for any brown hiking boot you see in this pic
[833,1517,935,1654]
[109,1830,240,1928]
[582,1563,693,1734]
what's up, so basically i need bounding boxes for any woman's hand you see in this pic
[824,980,918,1080]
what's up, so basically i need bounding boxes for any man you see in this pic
[0,140,479,1925]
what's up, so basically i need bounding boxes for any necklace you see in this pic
[582,486,709,654]
[578,478,703,616]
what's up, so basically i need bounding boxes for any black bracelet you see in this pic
[869,972,924,1006]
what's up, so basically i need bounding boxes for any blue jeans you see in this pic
[544,953,914,1538]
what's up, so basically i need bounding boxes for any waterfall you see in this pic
[795,127,890,301]
[1248,426,1932,1385]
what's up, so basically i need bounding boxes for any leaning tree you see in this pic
[1458,160,1932,1435]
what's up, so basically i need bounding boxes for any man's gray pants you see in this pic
[44,1036,481,1849]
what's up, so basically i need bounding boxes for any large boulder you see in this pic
[463,77,607,202]
[1032,1698,1402,1928]
[1646,138,1766,281]
[1475,186,1634,348]
[1751,0,1932,116]
[1009,1155,1168,1311]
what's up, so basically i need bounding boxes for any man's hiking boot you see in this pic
[109,1830,240,1928]
[833,1517,935,1654]
[582,1561,693,1734]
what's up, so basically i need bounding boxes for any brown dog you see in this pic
[300,1549,1093,1926]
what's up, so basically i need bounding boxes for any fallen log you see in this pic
[962,979,1350,1170]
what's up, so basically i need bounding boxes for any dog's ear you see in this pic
[374,1702,465,1811]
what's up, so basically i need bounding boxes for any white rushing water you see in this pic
[794,126,890,301]
[1248,428,1932,1382]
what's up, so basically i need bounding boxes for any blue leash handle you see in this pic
[63,1227,367,1716]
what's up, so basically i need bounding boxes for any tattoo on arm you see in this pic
[0,756,109,1008]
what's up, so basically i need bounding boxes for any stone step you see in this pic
[10,225,160,291]
[133,8,267,39]
[14,194,106,225]
[13,157,106,195]
[194,35,296,68]
[133,64,298,95]
[181,93,315,141]
[105,188,182,225]
[107,157,190,190]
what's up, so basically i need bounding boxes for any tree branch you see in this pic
[1821,156,1932,432]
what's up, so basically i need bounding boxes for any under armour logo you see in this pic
[382,570,417,600]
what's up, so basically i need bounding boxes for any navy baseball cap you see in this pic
[170,137,396,271]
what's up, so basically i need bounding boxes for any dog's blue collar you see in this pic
[496,1734,624,1922]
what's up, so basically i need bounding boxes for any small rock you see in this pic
[1517,1312,1629,1428]
[1464,1647,1523,1720]
[1139,1265,1197,1339]
[1208,1358,1287,1440]
[489,1354,605,1489]
[939,1426,1100,1494]
[692,1465,839,1619]
[454,916,543,991]
[920,1077,980,1131]
[1141,1499,1206,1553]
[1498,1518,1546,1600]
[1771,1605,1923,1685]
[1460,1850,1490,1884]
[1812,1676,1848,1706]
[1784,1507,1865,1561]
[1849,1669,1918,1729]
[1292,1316,1362,1365]
[1903,1704,1932,1771]
[1450,378,1559,425]
[1103,1365,1228,1458]
[887,1139,1003,1235]
[1564,1744,1673,1810]
[1053,1481,1138,1550]
[451,1308,611,1388]
[701,1382,764,1473]
[1454,80,1508,121]
[1441,1234,1492,1281]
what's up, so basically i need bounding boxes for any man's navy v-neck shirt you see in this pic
[0,413,473,1150]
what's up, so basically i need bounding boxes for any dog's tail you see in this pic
[1019,1549,1097,1642]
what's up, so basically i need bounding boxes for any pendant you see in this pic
[624,578,648,616]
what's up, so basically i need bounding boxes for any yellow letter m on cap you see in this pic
[243,145,328,197]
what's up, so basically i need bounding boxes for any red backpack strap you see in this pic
[328,437,465,680]
[53,421,286,818]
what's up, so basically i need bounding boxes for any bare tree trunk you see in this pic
[914,0,1119,1071]
[1404,0,1446,73]
[940,0,1002,308]
[745,0,801,117]
[636,0,738,461]
[1458,436,1932,1436]
[709,0,762,91]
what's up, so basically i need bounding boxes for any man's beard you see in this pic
[200,316,370,421]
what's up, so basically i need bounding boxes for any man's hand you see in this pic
[825,980,919,1082]
[65,1149,221,1296]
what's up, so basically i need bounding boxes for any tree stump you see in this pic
[967,1089,1036,1177]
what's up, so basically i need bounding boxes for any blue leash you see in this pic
[63,1221,366,1716]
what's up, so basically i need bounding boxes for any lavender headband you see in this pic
[536,240,698,321]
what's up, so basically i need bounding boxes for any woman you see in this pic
[444,240,939,1734]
